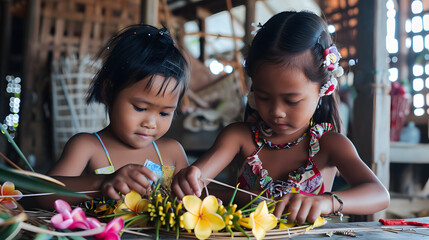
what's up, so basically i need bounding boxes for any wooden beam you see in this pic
[352,0,389,221]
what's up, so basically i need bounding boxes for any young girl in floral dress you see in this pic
[172,11,389,224]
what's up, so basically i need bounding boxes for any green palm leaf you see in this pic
[0,165,88,198]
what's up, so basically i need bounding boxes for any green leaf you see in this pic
[0,214,20,239]
[0,124,34,172]
[68,236,86,240]
[0,165,88,198]
[34,233,54,240]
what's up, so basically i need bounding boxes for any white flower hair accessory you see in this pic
[320,45,343,97]
[319,77,338,97]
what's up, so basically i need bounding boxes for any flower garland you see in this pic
[97,182,326,240]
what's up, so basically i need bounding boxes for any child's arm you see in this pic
[42,133,157,208]
[273,133,390,224]
[172,123,248,199]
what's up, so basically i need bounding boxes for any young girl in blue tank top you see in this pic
[172,11,389,225]
[45,24,189,207]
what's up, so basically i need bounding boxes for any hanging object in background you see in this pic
[390,81,411,141]
[2,75,22,139]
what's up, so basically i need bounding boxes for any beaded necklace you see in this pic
[254,129,307,150]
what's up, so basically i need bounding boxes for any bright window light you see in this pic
[224,65,233,74]
[425,64,429,75]
[413,35,424,52]
[412,16,423,33]
[209,59,224,75]
[413,64,424,76]
[425,77,429,88]
[327,24,336,33]
[386,0,394,10]
[388,67,398,81]
[413,78,424,91]
[386,37,398,53]
[415,108,424,116]
[411,0,423,14]
[427,93,429,106]
[424,14,429,31]
[406,37,412,48]
[413,93,424,108]
[405,19,412,33]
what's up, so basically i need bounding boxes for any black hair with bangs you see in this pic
[87,24,188,109]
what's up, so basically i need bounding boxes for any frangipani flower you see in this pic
[52,199,93,229]
[182,195,225,240]
[114,190,149,221]
[305,216,326,231]
[279,216,326,230]
[51,199,124,239]
[0,181,23,209]
[247,201,277,240]
[94,217,124,240]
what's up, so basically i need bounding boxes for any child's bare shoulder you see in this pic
[155,137,184,151]
[319,132,359,159]
[64,132,100,149]
[154,137,187,167]
[220,122,252,138]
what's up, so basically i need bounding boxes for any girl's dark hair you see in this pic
[87,24,188,108]
[245,11,341,132]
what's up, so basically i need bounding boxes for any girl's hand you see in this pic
[172,165,203,199]
[273,193,332,225]
[101,164,158,200]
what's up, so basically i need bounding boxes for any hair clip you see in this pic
[323,45,341,71]
[251,22,263,35]
[319,77,338,97]
[158,27,170,36]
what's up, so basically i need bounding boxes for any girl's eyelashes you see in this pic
[133,105,146,112]
[133,105,174,117]
[160,112,172,117]
[285,100,300,106]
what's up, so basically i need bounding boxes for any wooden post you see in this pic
[141,0,158,26]
[244,0,256,47]
[0,0,12,119]
[352,0,390,220]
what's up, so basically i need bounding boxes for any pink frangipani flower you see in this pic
[51,199,123,239]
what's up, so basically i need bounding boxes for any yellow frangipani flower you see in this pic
[114,190,149,221]
[182,195,225,240]
[305,216,326,231]
[248,201,277,240]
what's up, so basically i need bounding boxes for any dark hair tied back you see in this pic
[245,11,341,132]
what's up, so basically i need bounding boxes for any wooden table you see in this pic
[121,217,429,239]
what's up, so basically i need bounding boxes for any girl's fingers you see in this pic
[296,200,312,225]
[105,185,121,200]
[172,183,185,199]
[273,196,289,218]
[187,166,202,197]
[307,206,322,224]
[179,179,198,197]
[285,196,302,223]
[136,165,158,182]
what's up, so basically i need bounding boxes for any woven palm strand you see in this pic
[133,225,310,239]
